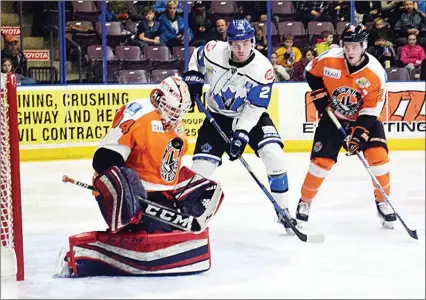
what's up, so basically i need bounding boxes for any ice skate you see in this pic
[275,209,296,235]
[295,199,311,228]
[376,200,396,229]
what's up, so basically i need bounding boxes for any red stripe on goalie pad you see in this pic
[65,229,211,277]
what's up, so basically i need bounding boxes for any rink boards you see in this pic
[16,81,425,161]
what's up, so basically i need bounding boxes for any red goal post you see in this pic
[1,72,24,281]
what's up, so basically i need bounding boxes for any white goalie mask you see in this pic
[150,75,191,131]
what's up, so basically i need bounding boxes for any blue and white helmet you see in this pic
[227,19,255,45]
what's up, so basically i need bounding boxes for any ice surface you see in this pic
[1,151,425,299]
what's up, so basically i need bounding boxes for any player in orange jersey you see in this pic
[55,75,224,278]
[295,23,397,229]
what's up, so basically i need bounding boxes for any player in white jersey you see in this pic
[182,19,294,233]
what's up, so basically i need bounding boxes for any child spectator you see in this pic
[291,47,317,81]
[133,7,161,50]
[275,34,302,71]
[315,31,334,55]
[368,17,395,46]
[271,53,290,82]
[367,34,397,68]
[1,58,13,74]
[159,1,194,50]
[400,33,426,71]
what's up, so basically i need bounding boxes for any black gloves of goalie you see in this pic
[308,88,331,115]
[182,70,204,107]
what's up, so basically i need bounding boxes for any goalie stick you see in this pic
[194,96,324,244]
[326,107,418,240]
[62,175,204,232]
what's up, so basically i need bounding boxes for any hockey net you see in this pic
[1,72,24,281]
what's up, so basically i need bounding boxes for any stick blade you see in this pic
[307,233,325,244]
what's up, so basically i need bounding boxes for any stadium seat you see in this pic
[72,1,100,22]
[96,22,131,48]
[87,45,116,61]
[278,21,308,50]
[145,46,179,70]
[307,21,335,45]
[172,46,196,60]
[271,1,296,22]
[210,1,239,21]
[115,45,148,70]
[118,70,149,83]
[386,67,411,81]
[151,69,181,83]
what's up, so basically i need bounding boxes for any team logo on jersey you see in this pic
[265,69,274,81]
[201,143,212,153]
[160,138,183,182]
[205,41,217,52]
[313,141,323,152]
[213,87,245,111]
[324,67,341,79]
[330,87,362,117]
[355,77,371,89]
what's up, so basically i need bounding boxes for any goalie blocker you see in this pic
[55,167,223,277]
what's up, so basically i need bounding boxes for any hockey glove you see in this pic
[344,126,369,155]
[229,130,249,161]
[182,70,204,107]
[308,88,331,115]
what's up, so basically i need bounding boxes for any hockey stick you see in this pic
[326,108,418,240]
[61,175,202,232]
[194,96,324,244]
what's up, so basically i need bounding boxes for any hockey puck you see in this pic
[171,137,184,149]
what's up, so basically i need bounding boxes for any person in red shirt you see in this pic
[400,33,426,71]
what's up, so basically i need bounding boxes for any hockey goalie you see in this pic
[55,75,224,277]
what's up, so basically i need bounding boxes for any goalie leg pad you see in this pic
[56,229,211,277]
[93,166,146,233]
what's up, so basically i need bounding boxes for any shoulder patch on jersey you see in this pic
[205,41,217,52]
[126,102,143,115]
[355,77,371,89]
[324,67,342,79]
[151,120,164,132]
[265,69,274,81]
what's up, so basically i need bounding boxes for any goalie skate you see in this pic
[376,200,396,229]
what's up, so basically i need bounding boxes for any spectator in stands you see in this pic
[158,1,194,50]
[381,0,405,28]
[315,30,334,55]
[271,52,290,82]
[133,6,161,50]
[355,1,383,24]
[189,1,215,46]
[204,18,228,42]
[368,17,396,46]
[333,1,350,23]
[128,1,155,21]
[1,35,27,76]
[255,28,267,56]
[239,1,266,22]
[368,34,397,68]
[291,47,317,81]
[153,0,183,14]
[415,0,426,17]
[296,1,333,28]
[275,34,302,71]
[1,58,13,74]
[394,1,426,46]
[400,33,426,71]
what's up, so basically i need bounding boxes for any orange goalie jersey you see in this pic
[306,47,387,122]
[97,99,188,191]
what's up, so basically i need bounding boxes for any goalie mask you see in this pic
[150,75,191,131]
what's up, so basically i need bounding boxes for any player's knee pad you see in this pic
[308,157,335,178]
[54,229,211,277]
[364,147,390,176]
[191,158,219,179]
[93,166,145,233]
